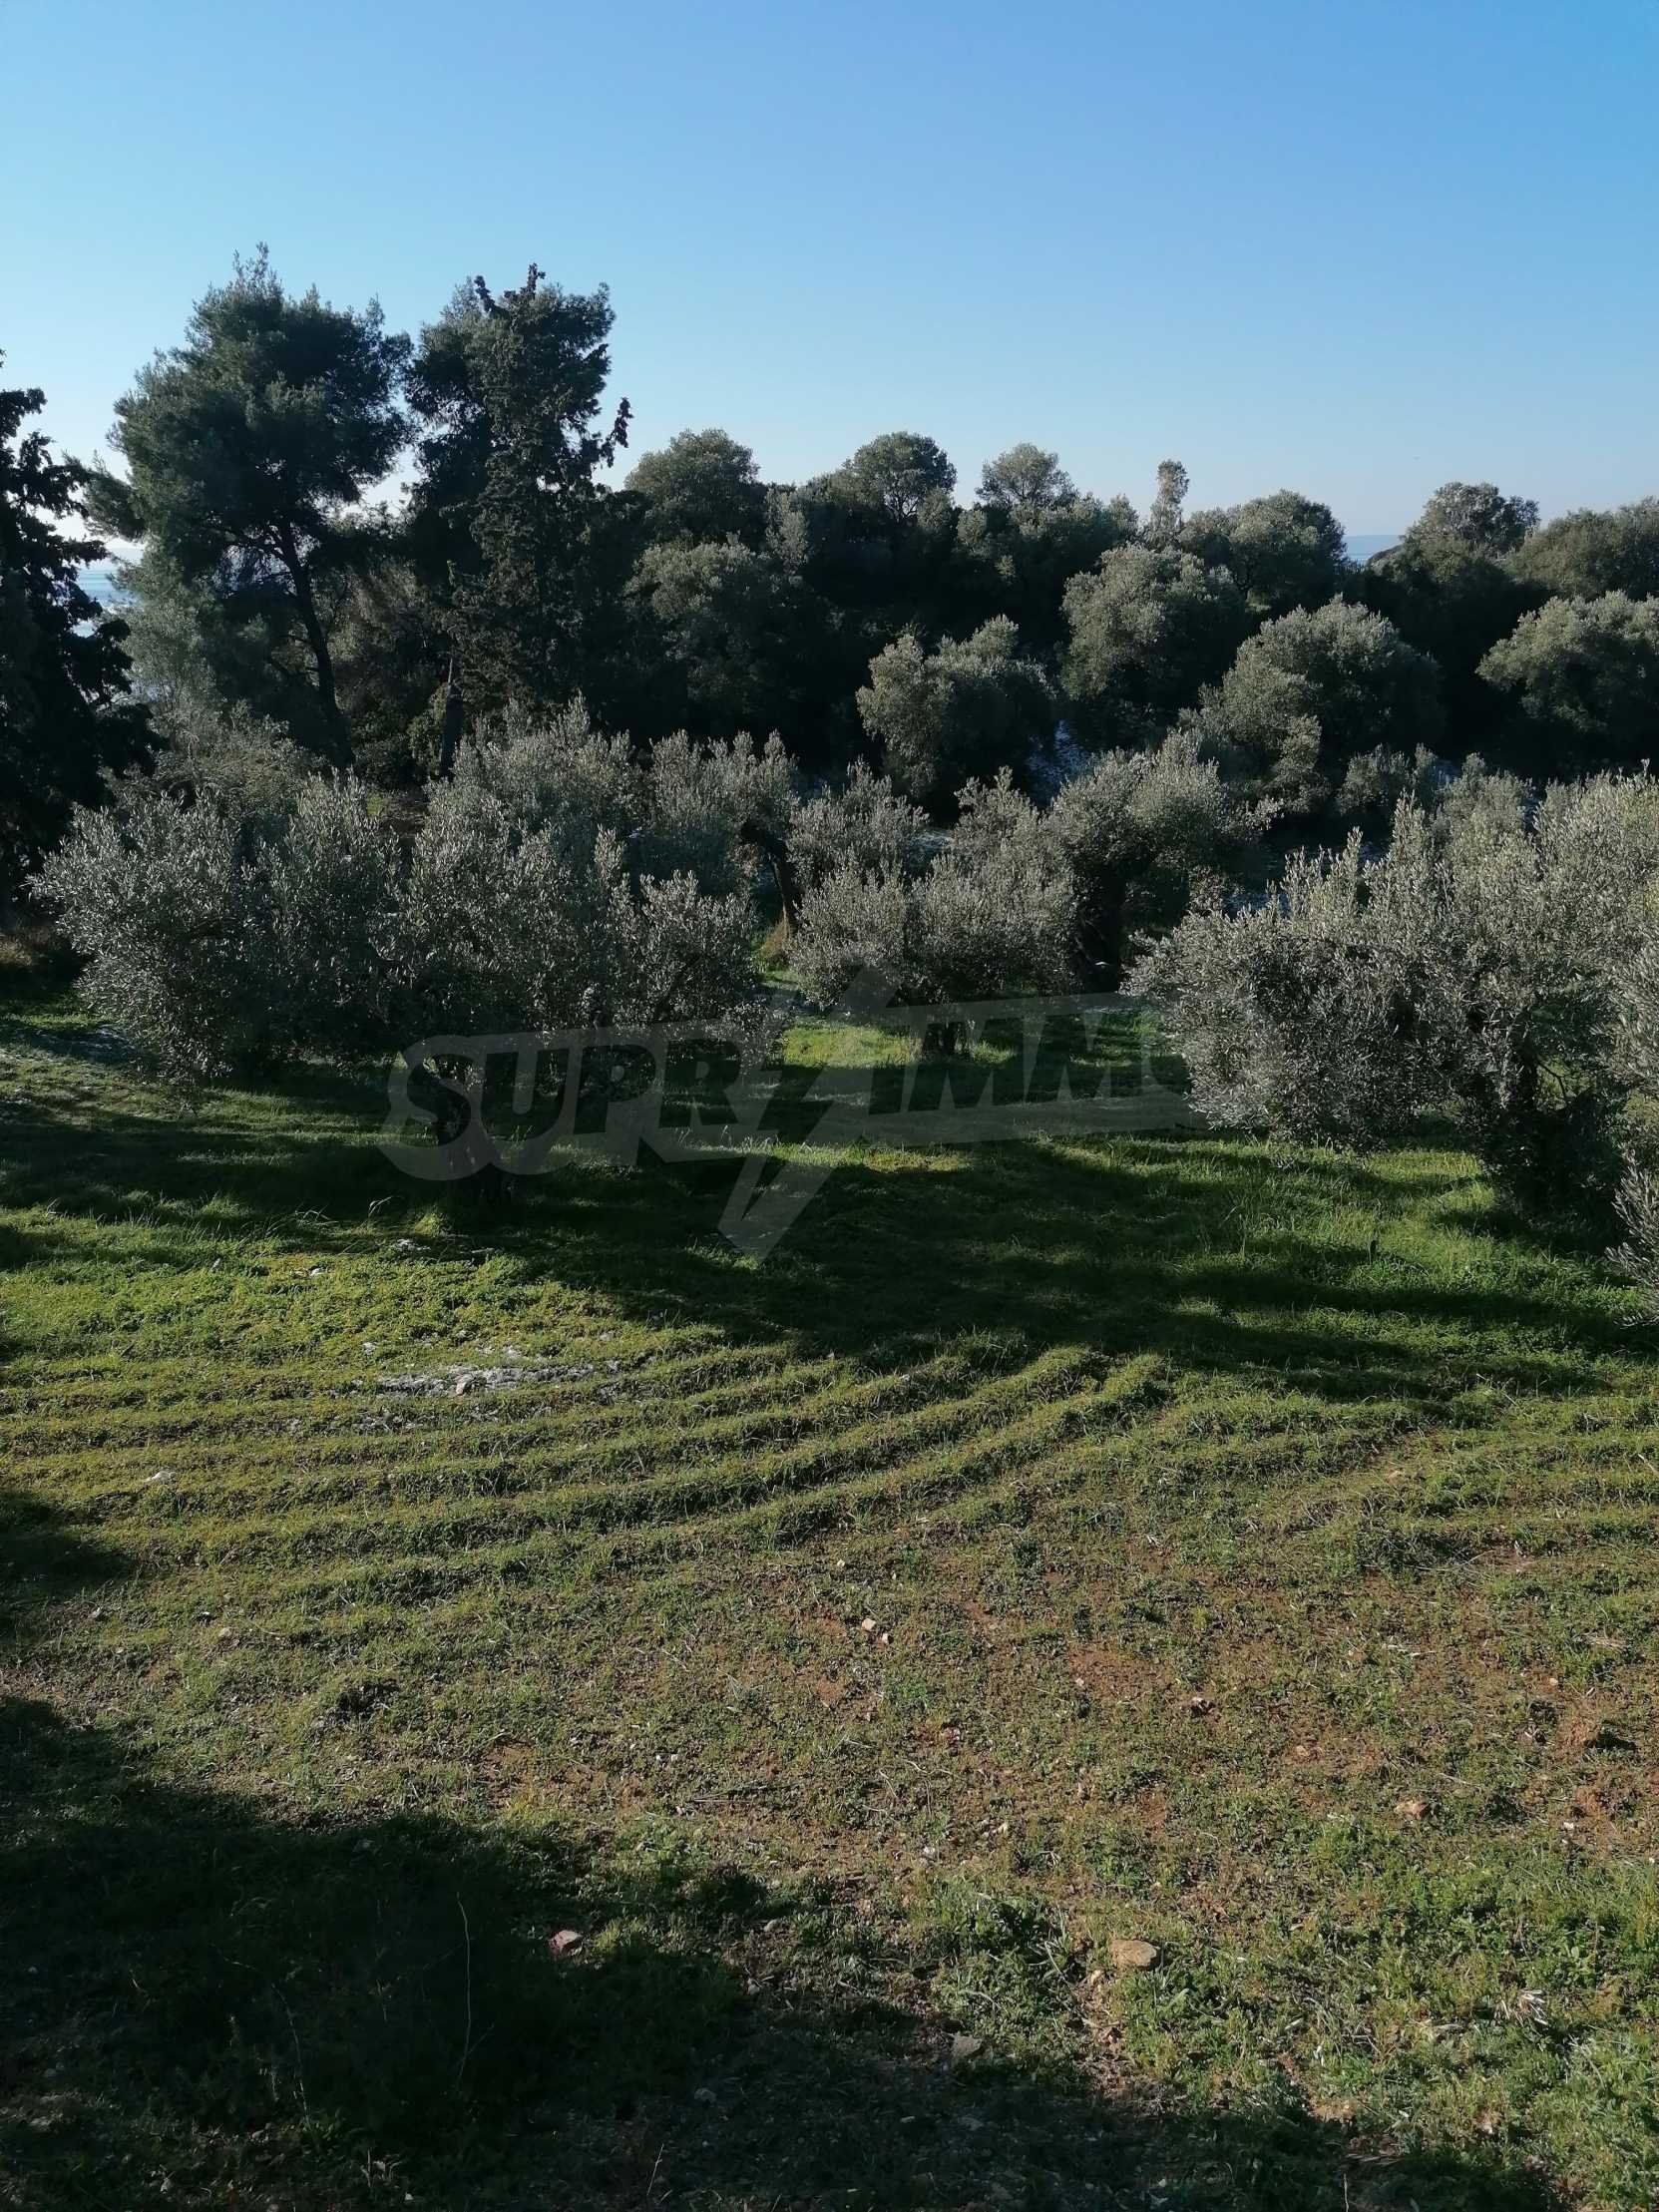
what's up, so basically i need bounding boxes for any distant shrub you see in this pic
[794,770,1073,1008]
[39,777,401,1077]
[1061,546,1250,747]
[789,762,930,892]
[1135,769,1659,1212]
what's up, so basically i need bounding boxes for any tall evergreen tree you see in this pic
[407,266,630,734]
[0,365,149,896]
[92,249,409,765]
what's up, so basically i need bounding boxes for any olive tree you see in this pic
[1061,546,1249,747]
[1613,927,1659,1317]
[1513,499,1659,602]
[626,536,821,738]
[449,703,795,911]
[954,484,1137,654]
[398,785,754,1037]
[793,770,1073,1008]
[450,696,636,852]
[1353,533,1544,749]
[1180,490,1348,618]
[627,428,766,549]
[1192,599,1442,830]
[1135,771,1659,1211]
[1412,481,1539,556]
[977,443,1076,515]
[858,617,1053,809]
[38,713,767,1076]
[1478,593,1659,776]
[789,762,929,892]
[1049,729,1253,986]
[640,728,799,920]
[836,432,957,526]
[36,776,399,1077]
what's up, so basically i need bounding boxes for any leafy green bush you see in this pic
[1049,727,1254,986]
[793,770,1073,1008]
[1135,769,1659,1212]
[38,711,769,1076]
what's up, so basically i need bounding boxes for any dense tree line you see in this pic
[8,248,1659,907]
[11,252,1659,1296]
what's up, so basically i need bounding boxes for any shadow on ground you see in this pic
[0,1486,1564,2212]
[0,1051,1631,1422]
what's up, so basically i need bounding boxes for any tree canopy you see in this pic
[93,249,408,763]
[0,367,149,894]
[1479,592,1659,775]
[1062,546,1250,746]
[41,251,1659,853]
[408,265,630,724]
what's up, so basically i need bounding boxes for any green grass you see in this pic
[3,977,1659,2208]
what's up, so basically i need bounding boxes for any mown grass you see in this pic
[3,975,1658,2209]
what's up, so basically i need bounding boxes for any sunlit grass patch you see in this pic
[2,980,1657,2208]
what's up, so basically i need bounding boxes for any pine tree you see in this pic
[408,266,629,724]
[0,364,149,897]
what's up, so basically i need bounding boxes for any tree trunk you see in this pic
[438,652,465,778]
[276,523,350,766]
[1076,873,1128,991]
[749,824,800,937]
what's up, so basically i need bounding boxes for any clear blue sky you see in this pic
[4,0,1655,537]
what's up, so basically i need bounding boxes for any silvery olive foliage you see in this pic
[398,783,755,1036]
[1060,545,1250,748]
[1049,728,1253,985]
[1135,768,1659,1210]
[37,784,281,1078]
[917,772,1076,998]
[637,729,797,895]
[1185,599,1444,831]
[264,777,403,1053]
[39,776,403,1076]
[1614,1147,1659,1323]
[450,701,794,894]
[793,769,1073,1008]
[451,696,636,858]
[788,762,930,892]
[857,618,1054,809]
[1611,928,1659,1317]
[142,691,320,824]
[1477,591,1659,774]
[407,708,780,1031]
[40,707,768,1074]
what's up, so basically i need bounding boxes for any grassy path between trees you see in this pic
[3,977,1658,2209]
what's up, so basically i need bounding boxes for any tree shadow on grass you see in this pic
[1,1696,1564,2212]
[0,1141,1588,2209]
[487,1134,1633,1408]
[0,1058,1635,1421]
